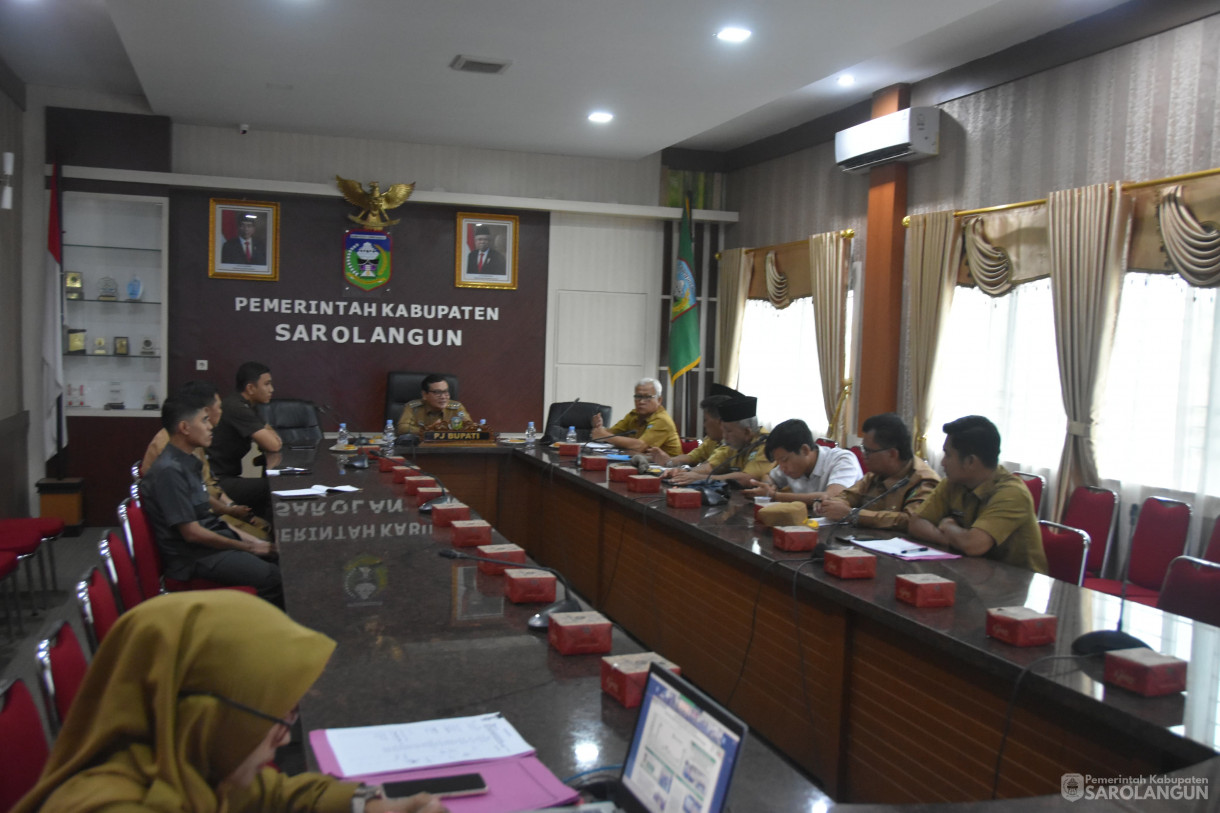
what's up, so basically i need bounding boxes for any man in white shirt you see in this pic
[744,418,862,509]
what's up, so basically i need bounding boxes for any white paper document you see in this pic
[846,537,960,560]
[324,713,534,776]
[272,484,361,498]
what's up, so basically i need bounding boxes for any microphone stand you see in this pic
[1071,508,1149,655]
[438,550,581,630]
[577,428,640,467]
[543,398,583,445]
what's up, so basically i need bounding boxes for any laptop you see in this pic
[528,663,748,813]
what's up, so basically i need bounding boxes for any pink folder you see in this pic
[309,728,581,812]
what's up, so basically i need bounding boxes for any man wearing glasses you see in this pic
[819,413,939,530]
[395,373,473,435]
[590,377,682,456]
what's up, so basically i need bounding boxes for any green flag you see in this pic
[668,196,701,384]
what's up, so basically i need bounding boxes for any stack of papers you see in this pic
[310,713,578,812]
[272,484,361,499]
[845,537,960,561]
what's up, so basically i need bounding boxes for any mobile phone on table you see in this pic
[382,772,488,799]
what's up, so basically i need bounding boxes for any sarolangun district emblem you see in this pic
[344,229,392,290]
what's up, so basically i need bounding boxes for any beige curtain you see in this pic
[1048,182,1132,518]
[963,217,1014,296]
[717,248,752,389]
[906,211,962,458]
[1158,184,1220,286]
[808,233,852,445]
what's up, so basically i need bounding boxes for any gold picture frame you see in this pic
[455,212,518,290]
[209,199,280,281]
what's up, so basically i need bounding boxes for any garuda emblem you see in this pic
[335,176,415,231]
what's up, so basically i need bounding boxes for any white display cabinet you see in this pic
[61,192,168,416]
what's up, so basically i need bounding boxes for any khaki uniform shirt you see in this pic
[838,457,940,531]
[396,399,471,435]
[713,430,771,480]
[687,437,732,469]
[608,405,682,456]
[917,465,1048,574]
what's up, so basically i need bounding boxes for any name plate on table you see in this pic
[422,430,491,442]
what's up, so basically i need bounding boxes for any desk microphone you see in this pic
[418,479,453,513]
[1071,507,1149,655]
[815,475,912,530]
[541,398,582,445]
[316,403,369,445]
[438,550,581,629]
[575,427,642,466]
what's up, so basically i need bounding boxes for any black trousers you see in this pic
[191,549,283,607]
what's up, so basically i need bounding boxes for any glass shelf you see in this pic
[63,242,162,253]
[64,354,162,360]
[66,298,162,305]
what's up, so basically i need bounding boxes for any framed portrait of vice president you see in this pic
[455,212,518,290]
[209,199,280,281]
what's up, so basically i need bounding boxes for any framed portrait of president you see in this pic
[209,199,280,281]
[455,212,518,290]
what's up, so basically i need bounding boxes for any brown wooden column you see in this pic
[857,84,909,431]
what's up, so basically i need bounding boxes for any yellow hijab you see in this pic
[15,591,336,813]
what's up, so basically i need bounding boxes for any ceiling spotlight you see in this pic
[837,74,855,87]
[716,27,751,43]
[588,111,614,123]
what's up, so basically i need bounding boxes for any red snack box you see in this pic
[475,543,526,573]
[431,502,471,527]
[824,548,877,579]
[504,568,557,603]
[609,465,637,482]
[548,611,612,655]
[773,525,819,552]
[391,466,417,482]
[452,519,493,547]
[627,475,661,493]
[556,442,581,457]
[1104,647,1188,697]
[895,573,956,607]
[580,456,609,472]
[379,456,405,472]
[415,487,443,503]
[601,652,681,708]
[403,475,436,494]
[986,607,1058,647]
[666,488,701,509]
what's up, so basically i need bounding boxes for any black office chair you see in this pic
[261,398,323,447]
[385,372,460,424]
[543,401,612,443]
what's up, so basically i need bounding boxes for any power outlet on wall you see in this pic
[196,359,208,371]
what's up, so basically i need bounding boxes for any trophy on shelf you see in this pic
[140,337,156,356]
[65,272,83,300]
[67,328,86,355]
[104,381,125,411]
[144,386,159,411]
[126,276,143,301]
[114,336,129,356]
[97,277,119,301]
[92,337,108,355]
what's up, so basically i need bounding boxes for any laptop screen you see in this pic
[618,664,747,813]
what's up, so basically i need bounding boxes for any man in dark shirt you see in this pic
[142,393,282,604]
[208,361,282,519]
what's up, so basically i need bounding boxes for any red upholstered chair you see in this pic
[1203,516,1220,565]
[815,438,837,448]
[1084,497,1191,606]
[35,619,89,734]
[680,438,700,454]
[0,678,50,812]
[849,445,868,474]
[119,497,256,596]
[0,523,49,614]
[1062,485,1118,577]
[76,566,121,651]
[1014,472,1045,515]
[1158,556,1220,628]
[0,517,65,592]
[98,531,144,612]
[1039,520,1090,586]
[0,551,22,639]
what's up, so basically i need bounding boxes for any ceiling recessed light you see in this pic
[716,27,751,43]
[837,74,855,87]
[588,111,614,124]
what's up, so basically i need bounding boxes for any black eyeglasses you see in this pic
[180,691,298,729]
[426,389,450,396]
[861,445,892,456]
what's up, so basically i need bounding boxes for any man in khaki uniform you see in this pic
[908,415,1048,574]
[668,395,769,487]
[652,392,733,473]
[591,377,682,456]
[819,413,939,531]
[396,373,472,435]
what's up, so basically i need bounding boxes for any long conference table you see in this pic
[274,442,1220,810]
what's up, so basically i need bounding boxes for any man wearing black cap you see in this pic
[667,394,770,486]
[466,224,506,277]
[651,385,735,470]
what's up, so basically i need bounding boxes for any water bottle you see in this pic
[382,420,395,453]
[566,425,578,443]
[337,422,349,447]
[525,421,537,447]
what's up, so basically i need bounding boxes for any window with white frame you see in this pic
[736,298,828,433]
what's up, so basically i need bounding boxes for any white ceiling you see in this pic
[0,0,1132,161]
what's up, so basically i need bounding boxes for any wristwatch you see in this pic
[350,784,383,813]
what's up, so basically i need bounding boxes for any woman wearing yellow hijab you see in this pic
[14,591,447,813]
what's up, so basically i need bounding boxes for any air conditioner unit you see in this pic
[834,107,940,173]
